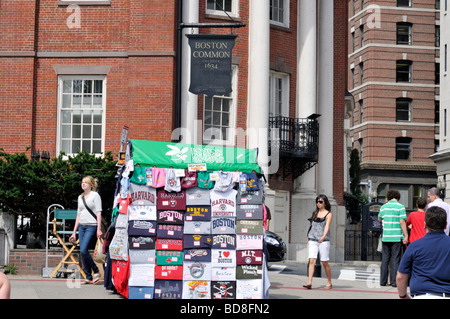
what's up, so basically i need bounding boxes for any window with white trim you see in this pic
[270,0,289,28]
[57,76,106,155]
[203,66,237,146]
[269,71,289,117]
[206,0,239,18]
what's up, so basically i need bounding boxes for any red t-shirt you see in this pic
[406,210,426,243]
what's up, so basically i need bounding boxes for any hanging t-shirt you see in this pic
[182,280,211,300]
[129,235,156,250]
[210,189,237,217]
[157,190,186,211]
[152,168,166,188]
[211,267,236,281]
[243,172,259,191]
[184,221,211,235]
[211,217,236,234]
[128,263,155,287]
[129,249,156,264]
[156,238,183,251]
[236,204,263,220]
[211,249,236,267]
[164,168,181,192]
[213,171,238,192]
[128,220,157,236]
[111,259,130,298]
[183,261,212,281]
[212,234,236,250]
[211,281,236,299]
[130,166,147,185]
[129,183,157,206]
[197,171,214,189]
[185,205,211,221]
[236,250,263,265]
[154,279,183,299]
[184,234,212,249]
[154,266,183,281]
[156,224,183,239]
[183,248,212,262]
[181,169,198,189]
[186,188,211,205]
[128,205,157,220]
[157,210,184,225]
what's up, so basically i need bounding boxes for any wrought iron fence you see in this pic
[268,116,319,160]
[345,230,382,261]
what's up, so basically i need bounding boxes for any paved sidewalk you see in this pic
[5,261,400,299]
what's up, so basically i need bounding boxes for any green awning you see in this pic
[130,139,260,173]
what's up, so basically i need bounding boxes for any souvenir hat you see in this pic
[154,280,183,299]
[212,234,236,250]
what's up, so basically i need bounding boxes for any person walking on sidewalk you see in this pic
[303,194,333,290]
[397,206,450,299]
[406,197,427,244]
[69,175,103,284]
[426,187,450,236]
[378,189,408,287]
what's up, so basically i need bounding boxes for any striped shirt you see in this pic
[379,200,406,242]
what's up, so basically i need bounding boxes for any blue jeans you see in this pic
[78,225,99,281]
[380,241,402,286]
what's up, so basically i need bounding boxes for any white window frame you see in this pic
[206,0,240,19]
[270,0,290,28]
[203,66,238,146]
[269,71,290,117]
[56,75,106,157]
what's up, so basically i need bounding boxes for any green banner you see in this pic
[130,139,260,173]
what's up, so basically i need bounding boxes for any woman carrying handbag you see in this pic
[303,194,333,290]
[69,175,103,284]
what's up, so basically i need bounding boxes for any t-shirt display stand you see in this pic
[107,139,270,299]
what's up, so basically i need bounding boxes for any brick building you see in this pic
[348,0,439,210]
[1,0,348,264]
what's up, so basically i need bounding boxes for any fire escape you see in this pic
[269,114,320,179]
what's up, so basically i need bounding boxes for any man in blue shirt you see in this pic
[397,206,450,299]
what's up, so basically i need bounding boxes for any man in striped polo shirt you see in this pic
[378,189,408,287]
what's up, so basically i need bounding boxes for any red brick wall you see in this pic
[8,249,77,276]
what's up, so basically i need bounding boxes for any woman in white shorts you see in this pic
[303,194,333,290]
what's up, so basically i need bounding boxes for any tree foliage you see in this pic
[0,149,118,225]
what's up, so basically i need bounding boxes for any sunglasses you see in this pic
[316,200,324,204]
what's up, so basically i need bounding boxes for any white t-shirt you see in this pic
[210,189,237,217]
[77,191,102,225]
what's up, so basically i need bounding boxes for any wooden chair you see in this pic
[50,209,86,279]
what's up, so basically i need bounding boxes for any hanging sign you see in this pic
[186,34,237,97]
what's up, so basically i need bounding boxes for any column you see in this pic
[180,0,199,144]
[248,0,270,174]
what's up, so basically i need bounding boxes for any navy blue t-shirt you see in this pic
[398,231,450,295]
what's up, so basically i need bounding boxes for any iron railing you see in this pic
[268,116,319,161]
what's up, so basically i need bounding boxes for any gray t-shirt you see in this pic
[77,191,102,226]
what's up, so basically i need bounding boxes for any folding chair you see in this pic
[50,209,86,279]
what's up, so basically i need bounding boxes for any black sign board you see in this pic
[186,34,237,97]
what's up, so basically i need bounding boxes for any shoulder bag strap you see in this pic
[82,195,98,222]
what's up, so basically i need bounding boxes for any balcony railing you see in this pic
[269,115,320,178]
